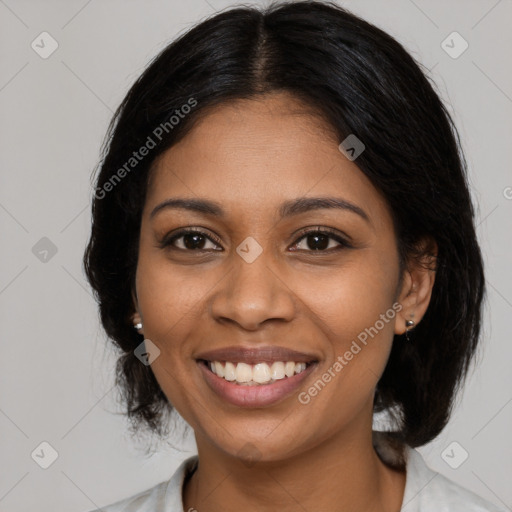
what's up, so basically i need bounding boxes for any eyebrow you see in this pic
[150,196,370,223]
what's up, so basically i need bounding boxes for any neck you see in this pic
[183,416,405,512]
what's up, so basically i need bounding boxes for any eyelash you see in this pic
[158,226,352,253]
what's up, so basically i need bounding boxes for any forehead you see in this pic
[145,93,391,228]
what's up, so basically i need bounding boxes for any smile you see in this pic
[195,346,318,408]
[201,360,310,385]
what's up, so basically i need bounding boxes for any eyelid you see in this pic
[158,227,223,250]
[292,225,351,242]
[290,226,353,251]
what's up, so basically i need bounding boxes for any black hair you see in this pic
[83,0,485,448]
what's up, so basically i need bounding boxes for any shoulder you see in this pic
[85,456,198,512]
[372,432,505,512]
[86,480,167,512]
[402,447,505,512]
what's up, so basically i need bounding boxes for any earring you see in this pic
[405,319,415,341]
[134,322,143,330]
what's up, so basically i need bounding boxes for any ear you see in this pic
[131,286,144,334]
[394,237,437,335]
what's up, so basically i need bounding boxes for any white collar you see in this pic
[160,432,503,511]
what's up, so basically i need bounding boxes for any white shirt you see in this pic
[88,434,505,512]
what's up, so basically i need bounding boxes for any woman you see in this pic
[84,1,504,510]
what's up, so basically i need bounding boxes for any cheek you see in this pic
[134,258,202,425]
[134,251,228,420]
[134,255,204,401]
[135,251,210,340]
[297,247,400,342]
[295,249,400,403]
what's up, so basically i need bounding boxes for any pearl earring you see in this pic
[134,322,143,330]
[405,319,415,341]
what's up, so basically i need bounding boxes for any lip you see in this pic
[195,345,318,365]
[197,359,318,408]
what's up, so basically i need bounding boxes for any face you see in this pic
[133,92,408,462]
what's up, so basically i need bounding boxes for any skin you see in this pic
[132,92,436,512]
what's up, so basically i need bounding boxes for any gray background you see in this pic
[0,0,511,510]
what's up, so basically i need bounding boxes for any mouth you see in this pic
[195,346,319,408]
[198,359,314,385]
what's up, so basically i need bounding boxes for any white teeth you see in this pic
[224,361,236,381]
[207,360,309,384]
[285,361,296,377]
[253,363,272,383]
[235,362,252,382]
[295,362,306,374]
[271,361,285,380]
[214,361,225,378]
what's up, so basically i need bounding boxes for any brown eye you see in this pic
[290,228,352,252]
[159,229,223,251]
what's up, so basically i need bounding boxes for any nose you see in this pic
[210,250,296,331]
